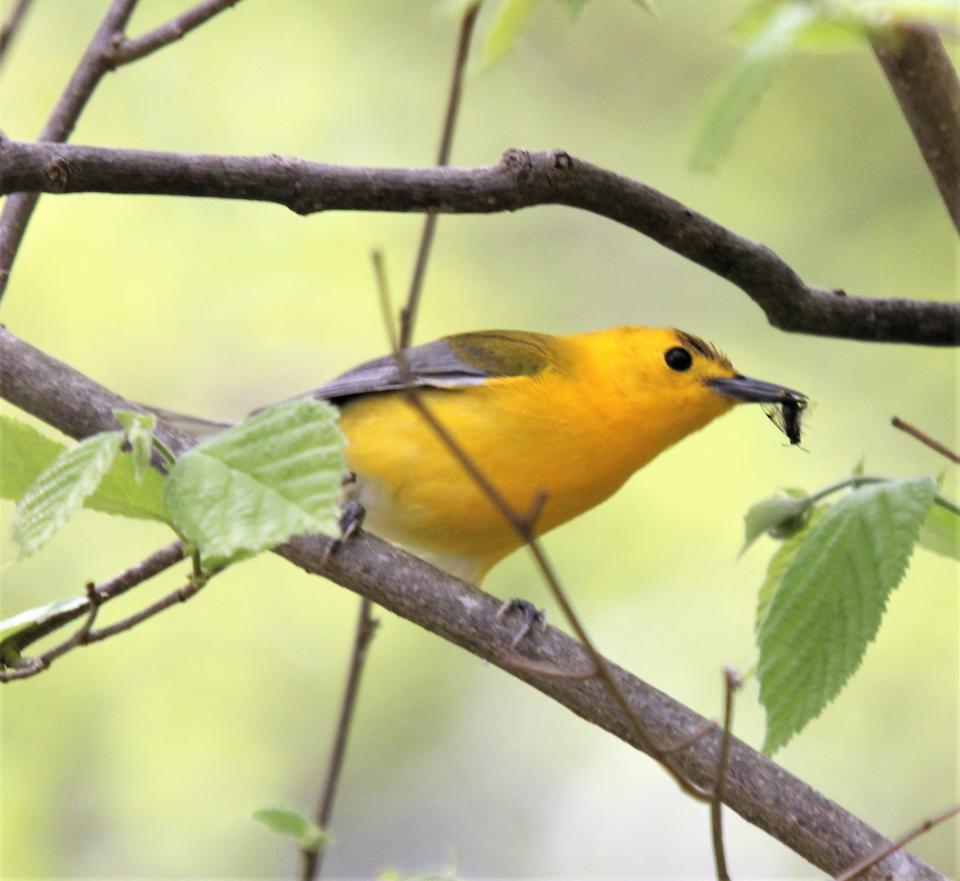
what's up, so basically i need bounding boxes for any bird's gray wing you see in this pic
[310,331,556,403]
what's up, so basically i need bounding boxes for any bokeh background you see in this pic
[1,0,957,877]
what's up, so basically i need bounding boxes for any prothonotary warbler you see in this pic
[160,326,807,584]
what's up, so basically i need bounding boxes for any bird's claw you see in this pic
[497,598,547,648]
[321,498,366,565]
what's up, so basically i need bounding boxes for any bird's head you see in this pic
[585,326,807,451]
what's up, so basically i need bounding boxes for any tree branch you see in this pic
[710,667,741,881]
[0,138,955,345]
[300,599,378,880]
[892,416,960,463]
[0,325,947,881]
[871,26,960,235]
[0,541,185,659]
[835,803,960,881]
[398,1,480,349]
[0,0,33,67]
[1,566,213,682]
[110,0,242,65]
[0,0,138,298]
[0,0,245,300]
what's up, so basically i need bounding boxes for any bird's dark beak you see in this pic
[707,374,806,406]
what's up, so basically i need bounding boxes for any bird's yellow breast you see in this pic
[337,328,734,582]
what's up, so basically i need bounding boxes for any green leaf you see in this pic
[757,477,937,754]
[0,414,169,523]
[483,0,541,67]
[252,808,328,852]
[113,409,156,482]
[741,492,811,554]
[0,596,89,665]
[0,414,70,501]
[919,502,960,560]
[12,431,124,557]
[755,504,829,634]
[163,399,346,569]
[90,453,169,522]
[690,1,818,171]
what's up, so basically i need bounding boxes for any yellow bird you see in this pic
[160,326,805,584]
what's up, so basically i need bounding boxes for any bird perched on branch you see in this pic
[158,326,806,585]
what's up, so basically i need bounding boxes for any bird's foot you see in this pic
[321,498,366,565]
[496,598,547,649]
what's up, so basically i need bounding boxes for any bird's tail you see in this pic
[140,405,234,441]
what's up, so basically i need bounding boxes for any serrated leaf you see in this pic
[741,492,811,554]
[690,1,818,171]
[757,477,937,754]
[919,502,960,560]
[252,808,328,851]
[755,504,829,634]
[483,0,541,67]
[0,596,89,664]
[164,399,346,569]
[12,432,124,557]
[0,414,168,522]
[0,413,70,500]
[114,409,156,482]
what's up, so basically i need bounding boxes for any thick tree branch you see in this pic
[0,138,955,345]
[872,26,960,234]
[0,325,946,880]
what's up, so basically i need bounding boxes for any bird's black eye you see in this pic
[665,347,693,372]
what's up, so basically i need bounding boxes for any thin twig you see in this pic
[83,572,210,643]
[0,562,211,682]
[374,252,711,802]
[0,0,245,301]
[0,326,948,880]
[710,667,741,881]
[0,0,138,300]
[871,25,960,234]
[660,719,715,755]
[0,0,32,67]
[398,1,480,349]
[0,541,186,663]
[0,584,101,681]
[300,599,379,881]
[495,651,597,679]
[834,802,960,881]
[110,0,243,65]
[892,416,960,464]
[3,140,955,345]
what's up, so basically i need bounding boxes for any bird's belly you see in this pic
[339,387,640,580]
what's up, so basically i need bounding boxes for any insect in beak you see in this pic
[707,375,808,445]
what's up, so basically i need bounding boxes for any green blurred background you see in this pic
[1,0,957,877]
